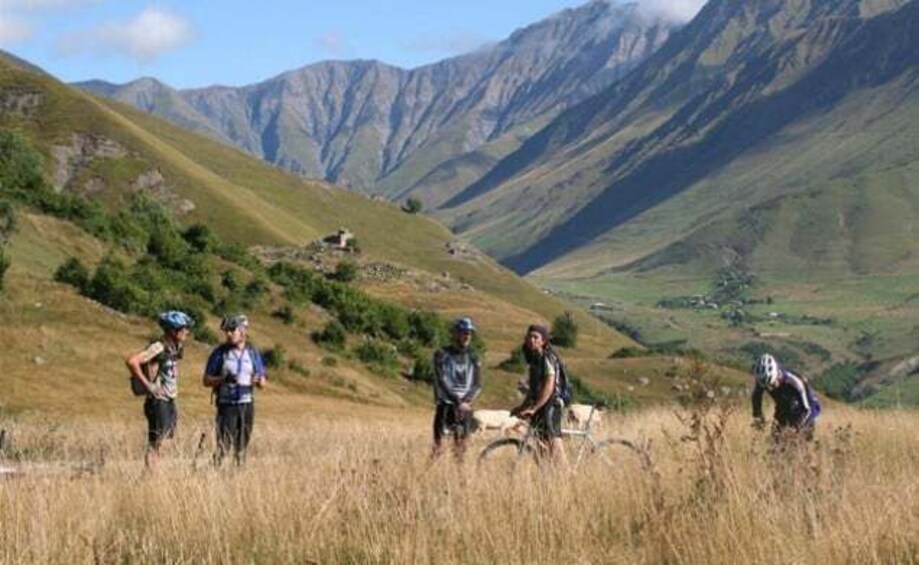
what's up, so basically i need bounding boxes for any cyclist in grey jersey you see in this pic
[125,310,193,470]
[432,317,482,460]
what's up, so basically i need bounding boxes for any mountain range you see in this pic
[76,1,675,208]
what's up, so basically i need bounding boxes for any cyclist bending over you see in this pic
[752,353,821,441]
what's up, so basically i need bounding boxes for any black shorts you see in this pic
[531,401,563,440]
[144,397,177,447]
[215,403,255,454]
[433,403,473,441]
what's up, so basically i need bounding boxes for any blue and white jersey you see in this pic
[205,344,266,405]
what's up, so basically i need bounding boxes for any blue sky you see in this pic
[0,0,706,89]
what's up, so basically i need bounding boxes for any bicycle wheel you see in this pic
[477,438,538,473]
[588,437,649,476]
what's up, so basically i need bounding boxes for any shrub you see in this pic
[288,359,310,377]
[355,339,398,373]
[403,198,423,214]
[54,257,90,291]
[408,310,446,347]
[262,345,286,370]
[813,362,861,400]
[551,311,579,348]
[272,305,295,325]
[409,354,436,384]
[0,247,8,292]
[312,320,347,351]
[87,256,156,315]
[0,201,16,242]
[0,131,44,197]
[334,260,359,282]
[498,346,527,372]
[345,238,361,254]
[182,224,218,253]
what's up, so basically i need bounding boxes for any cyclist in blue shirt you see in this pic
[203,314,266,465]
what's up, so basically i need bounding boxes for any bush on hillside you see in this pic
[551,311,579,348]
[0,247,8,293]
[54,257,90,291]
[403,198,423,214]
[334,259,359,282]
[0,131,44,196]
[312,320,347,351]
[498,346,527,372]
[0,201,16,242]
[272,305,295,325]
[355,339,398,373]
[409,354,436,384]
[182,224,218,253]
[262,345,286,370]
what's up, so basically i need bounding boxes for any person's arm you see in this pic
[784,372,812,425]
[520,359,556,418]
[202,348,226,388]
[461,356,482,405]
[252,348,267,389]
[433,350,461,405]
[126,342,165,398]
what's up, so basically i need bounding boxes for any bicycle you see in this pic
[477,402,646,473]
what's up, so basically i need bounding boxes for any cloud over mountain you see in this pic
[56,7,194,63]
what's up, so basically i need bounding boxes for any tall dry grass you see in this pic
[0,404,918,564]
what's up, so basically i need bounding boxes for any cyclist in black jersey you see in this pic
[752,353,821,441]
[431,317,482,460]
[513,324,567,466]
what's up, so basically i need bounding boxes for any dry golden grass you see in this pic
[1,403,917,564]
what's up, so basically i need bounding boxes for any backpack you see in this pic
[547,347,573,406]
[129,341,180,397]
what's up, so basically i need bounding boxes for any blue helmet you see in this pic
[157,310,194,331]
[453,317,476,333]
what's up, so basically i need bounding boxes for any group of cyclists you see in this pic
[126,311,266,470]
[125,309,821,469]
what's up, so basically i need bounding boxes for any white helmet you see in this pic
[755,354,781,389]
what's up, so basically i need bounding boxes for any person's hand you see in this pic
[458,402,472,413]
[148,383,167,400]
[518,408,535,420]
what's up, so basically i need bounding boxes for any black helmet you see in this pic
[220,314,249,332]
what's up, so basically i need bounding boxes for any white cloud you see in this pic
[315,30,352,57]
[637,0,707,23]
[56,7,194,63]
[0,13,32,45]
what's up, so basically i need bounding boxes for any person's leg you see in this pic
[144,398,160,469]
[145,399,175,470]
[453,407,472,462]
[546,403,567,468]
[214,404,234,466]
[236,404,254,465]
[432,404,447,459]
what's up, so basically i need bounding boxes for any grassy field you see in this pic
[1,390,916,563]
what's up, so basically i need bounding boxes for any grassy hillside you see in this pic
[0,57,747,418]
